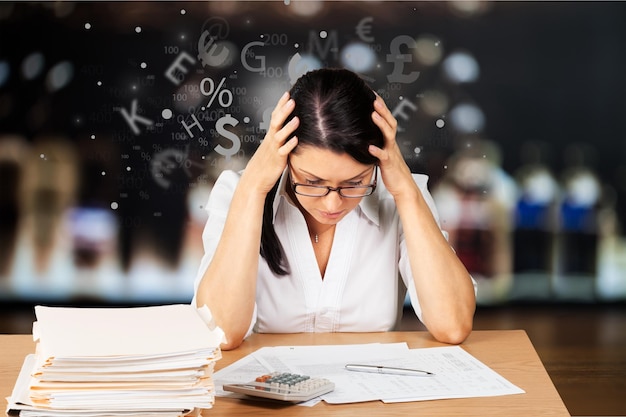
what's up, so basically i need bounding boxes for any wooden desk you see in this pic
[1,330,570,416]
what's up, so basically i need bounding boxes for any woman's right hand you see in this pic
[241,91,299,194]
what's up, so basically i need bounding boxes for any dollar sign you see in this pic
[386,35,420,83]
[214,114,240,161]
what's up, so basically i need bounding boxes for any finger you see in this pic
[368,144,387,161]
[269,95,295,133]
[262,100,296,150]
[372,110,395,143]
[259,114,297,144]
[373,97,398,138]
[276,91,290,107]
[373,95,395,122]
[276,115,299,143]
[278,137,298,157]
[271,91,291,119]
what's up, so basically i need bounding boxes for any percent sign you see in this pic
[200,77,233,109]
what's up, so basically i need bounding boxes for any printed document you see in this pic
[213,343,525,405]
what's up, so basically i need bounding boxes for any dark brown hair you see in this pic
[260,68,384,275]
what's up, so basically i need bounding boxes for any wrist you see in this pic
[393,184,434,218]
[390,179,421,204]
[238,170,279,198]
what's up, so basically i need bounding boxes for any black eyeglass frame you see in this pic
[288,164,378,198]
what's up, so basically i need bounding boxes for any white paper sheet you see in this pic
[33,304,224,359]
[213,343,525,405]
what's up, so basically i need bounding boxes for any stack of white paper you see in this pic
[6,304,225,417]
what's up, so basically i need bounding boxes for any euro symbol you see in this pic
[150,148,186,189]
[198,30,230,68]
[356,17,374,43]
[201,16,230,39]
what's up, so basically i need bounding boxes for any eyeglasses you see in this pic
[289,165,377,198]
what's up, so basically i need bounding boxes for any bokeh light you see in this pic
[443,51,480,83]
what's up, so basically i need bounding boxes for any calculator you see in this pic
[222,372,335,402]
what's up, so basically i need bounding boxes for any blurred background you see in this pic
[1,1,626,307]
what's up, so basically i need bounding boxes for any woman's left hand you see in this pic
[368,94,415,198]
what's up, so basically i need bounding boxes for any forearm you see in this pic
[195,90,298,349]
[195,178,266,349]
[368,94,474,342]
[396,186,476,344]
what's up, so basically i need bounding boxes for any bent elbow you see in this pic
[440,328,472,345]
[220,338,243,351]
[431,321,473,345]
[217,325,250,351]
[219,330,246,351]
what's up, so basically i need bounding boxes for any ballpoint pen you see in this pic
[345,364,435,376]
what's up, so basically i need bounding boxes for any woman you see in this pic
[193,68,476,350]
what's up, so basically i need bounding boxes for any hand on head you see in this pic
[368,93,413,197]
[243,92,299,194]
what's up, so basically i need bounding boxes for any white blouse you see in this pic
[192,167,451,338]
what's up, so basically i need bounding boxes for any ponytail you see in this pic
[260,179,290,275]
